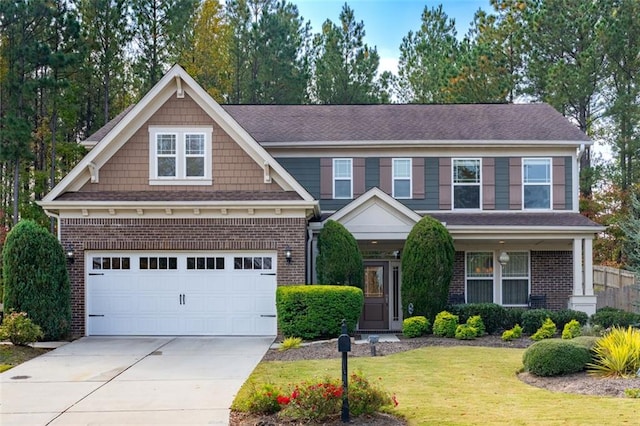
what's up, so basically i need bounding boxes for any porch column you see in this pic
[573,238,584,296]
[584,238,594,296]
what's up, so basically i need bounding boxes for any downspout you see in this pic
[306,228,313,284]
[44,209,61,241]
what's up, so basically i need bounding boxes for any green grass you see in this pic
[235,346,640,425]
[0,344,49,372]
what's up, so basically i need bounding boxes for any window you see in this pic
[333,158,352,199]
[139,256,178,270]
[187,257,225,270]
[501,252,529,306]
[523,158,551,209]
[92,257,130,270]
[453,159,481,209]
[149,126,212,185]
[234,256,273,270]
[466,252,493,303]
[393,158,412,199]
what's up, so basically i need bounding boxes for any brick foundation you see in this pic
[61,217,306,336]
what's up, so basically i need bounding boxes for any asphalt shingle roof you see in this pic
[222,103,590,143]
[56,191,303,202]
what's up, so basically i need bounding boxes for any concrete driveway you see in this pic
[0,336,274,425]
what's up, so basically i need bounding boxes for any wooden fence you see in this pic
[593,265,640,312]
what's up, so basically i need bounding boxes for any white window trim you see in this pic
[499,251,530,307]
[452,158,482,210]
[522,157,552,210]
[392,158,412,199]
[465,251,495,304]
[333,158,353,199]
[149,126,212,185]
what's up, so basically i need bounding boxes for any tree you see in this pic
[310,3,380,104]
[180,0,233,103]
[2,220,71,340]
[130,0,199,92]
[315,220,363,287]
[397,5,459,103]
[600,0,640,191]
[525,0,606,198]
[401,216,455,322]
[226,0,310,104]
[619,191,640,273]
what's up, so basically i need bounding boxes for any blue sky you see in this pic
[293,0,492,73]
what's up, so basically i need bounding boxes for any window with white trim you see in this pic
[393,158,412,199]
[523,158,551,209]
[333,158,352,199]
[501,251,529,306]
[149,126,212,185]
[466,252,494,303]
[453,159,481,209]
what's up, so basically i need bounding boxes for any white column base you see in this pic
[568,295,598,316]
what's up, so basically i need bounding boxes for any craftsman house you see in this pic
[39,65,604,337]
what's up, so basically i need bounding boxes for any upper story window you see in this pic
[393,158,412,199]
[149,126,212,185]
[333,158,352,199]
[523,158,551,209]
[453,158,481,209]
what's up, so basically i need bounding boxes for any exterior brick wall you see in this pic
[449,250,573,310]
[531,250,573,310]
[61,217,306,336]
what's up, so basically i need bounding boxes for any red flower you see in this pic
[291,388,299,399]
[277,395,291,405]
[392,394,399,407]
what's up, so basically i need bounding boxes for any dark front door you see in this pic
[359,262,389,330]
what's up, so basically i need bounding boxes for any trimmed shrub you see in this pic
[276,285,364,339]
[402,316,429,338]
[562,319,582,340]
[401,216,455,322]
[523,338,592,377]
[590,307,640,329]
[3,220,71,340]
[521,309,554,334]
[503,308,527,330]
[588,326,640,378]
[569,335,599,352]
[455,324,477,340]
[466,315,486,336]
[316,220,363,287]
[433,311,459,338]
[531,318,557,341]
[502,324,523,341]
[551,309,589,331]
[449,303,505,334]
[0,311,43,346]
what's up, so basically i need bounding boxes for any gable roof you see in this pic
[40,65,317,210]
[222,103,590,145]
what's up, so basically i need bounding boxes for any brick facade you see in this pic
[61,217,306,336]
[449,250,573,309]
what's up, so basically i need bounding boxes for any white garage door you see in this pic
[86,252,277,336]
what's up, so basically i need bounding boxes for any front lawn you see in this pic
[0,344,49,373]
[235,346,640,425]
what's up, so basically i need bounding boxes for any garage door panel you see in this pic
[87,252,277,336]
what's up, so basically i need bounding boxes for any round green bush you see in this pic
[522,339,592,377]
[433,311,459,338]
[552,309,589,331]
[521,309,554,334]
[2,220,71,340]
[316,220,363,287]
[401,216,454,322]
[402,316,430,338]
[466,315,485,336]
[455,324,477,340]
[569,335,599,352]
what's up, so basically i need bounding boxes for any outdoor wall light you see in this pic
[284,245,292,264]
[498,251,510,267]
[65,245,75,263]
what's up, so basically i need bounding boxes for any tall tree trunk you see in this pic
[13,159,20,225]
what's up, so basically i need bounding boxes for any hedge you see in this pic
[522,338,593,377]
[276,285,364,339]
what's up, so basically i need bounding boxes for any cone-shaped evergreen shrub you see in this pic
[316,220,363,287]
[401,215,454,322]
[2,220,71,340]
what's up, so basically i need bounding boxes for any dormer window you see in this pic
[149,126,212,185]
